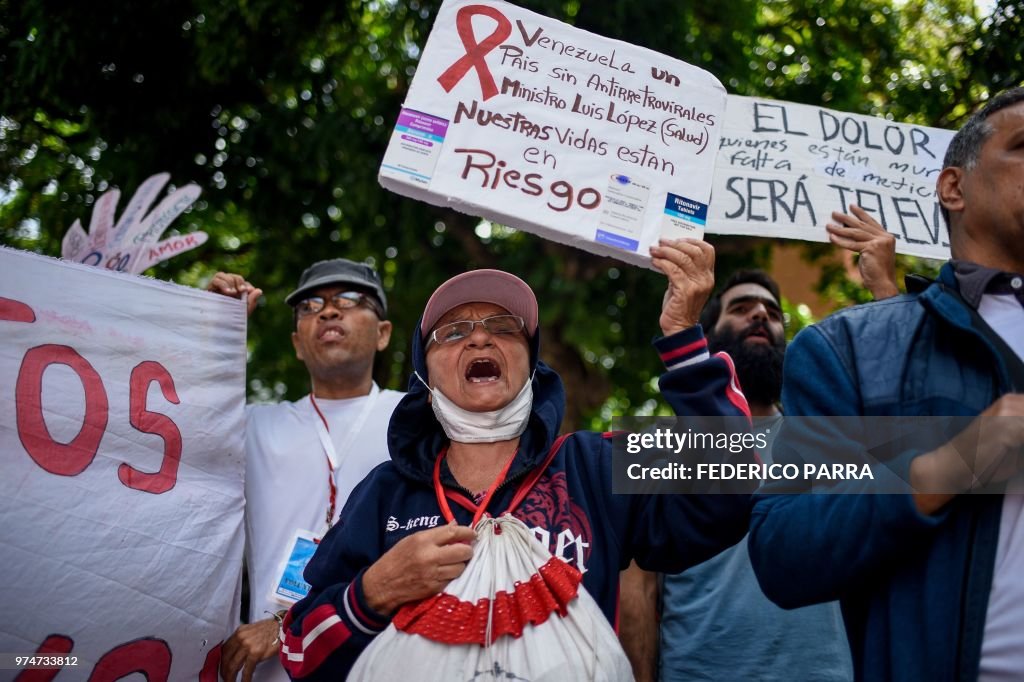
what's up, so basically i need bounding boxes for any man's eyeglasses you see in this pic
[427,314,525,346]
[295,292,383,319]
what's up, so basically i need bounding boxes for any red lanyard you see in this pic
[432,446,516,528]
[309,394,338,531]
[431,433,572,527]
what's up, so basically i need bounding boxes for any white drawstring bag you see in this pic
[348,514,633,681]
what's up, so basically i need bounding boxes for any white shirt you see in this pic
[977,293,1024,682]
[243,385,403,682]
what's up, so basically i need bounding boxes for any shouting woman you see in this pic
[280,239,755,680]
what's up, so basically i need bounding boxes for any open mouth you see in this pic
[319,327,345,340]
[466,358,502,383]
[743,327,771,344]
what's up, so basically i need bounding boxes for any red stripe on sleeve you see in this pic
[660,338,708,362]
[280,604,352,678]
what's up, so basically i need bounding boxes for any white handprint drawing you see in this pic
[61,172,208,274]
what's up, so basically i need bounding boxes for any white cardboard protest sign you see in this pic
[707,95,955,259]
[379,0,727,268]
[0,247,246,681]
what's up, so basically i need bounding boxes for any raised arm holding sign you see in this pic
[207,259,404,682]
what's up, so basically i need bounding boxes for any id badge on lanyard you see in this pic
[270,529,319,606]
[269,386,382,605]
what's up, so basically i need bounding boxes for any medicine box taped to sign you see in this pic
[0,247,246,681]
[379,0,727,268]
[708,95,955,260]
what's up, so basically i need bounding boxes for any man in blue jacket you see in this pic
[749,86,1024,681]
[279,238,757,679]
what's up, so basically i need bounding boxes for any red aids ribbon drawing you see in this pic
[437,4,512,101]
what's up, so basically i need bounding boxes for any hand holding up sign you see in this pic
[61,172,207,274]
[827,205,899,300]
[208,272,263,317]
[650,238,716,336]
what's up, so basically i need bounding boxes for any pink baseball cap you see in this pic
[420,269,539,338]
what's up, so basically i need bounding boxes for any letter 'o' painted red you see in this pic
[16,345,109,476]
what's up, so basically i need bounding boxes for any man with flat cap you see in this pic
[209,259,403,682]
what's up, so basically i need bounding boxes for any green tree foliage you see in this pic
[1,0,1020,427]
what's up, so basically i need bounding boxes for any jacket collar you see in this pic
[950,260,1024,309]
[918,262,1016,391]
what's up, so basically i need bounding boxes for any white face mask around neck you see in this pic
[415,371,534,443]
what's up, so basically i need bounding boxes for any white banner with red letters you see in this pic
[0,247,246,681]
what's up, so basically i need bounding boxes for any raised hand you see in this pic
[826,204,899,300]
[649,238,716,336]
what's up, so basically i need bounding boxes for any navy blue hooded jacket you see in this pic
[281,323,754,680]
[749,263,1018,682]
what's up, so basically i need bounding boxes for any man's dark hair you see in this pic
[940,86,1024,228]
[699,269,782,331]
